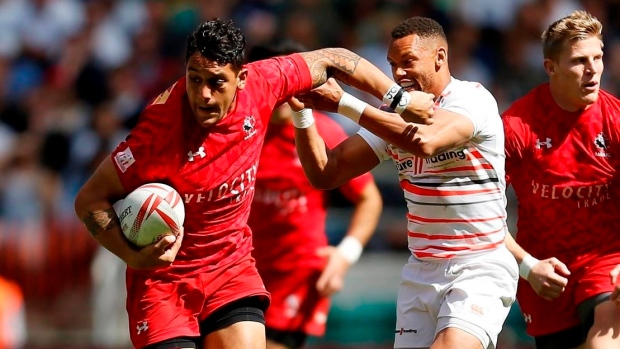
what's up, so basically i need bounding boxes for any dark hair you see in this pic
[391,17,446,41]
[246,40,308,63]
[186,18,246,70]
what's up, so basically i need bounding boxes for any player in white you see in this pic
[290,17,517,349]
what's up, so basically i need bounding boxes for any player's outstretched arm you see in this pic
[74,157,182,270]
[296,79,473,157]
[316,181,382,296]
[288,96,380,190]
[298,48,435,125]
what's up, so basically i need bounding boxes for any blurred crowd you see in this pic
[1,0,619,348]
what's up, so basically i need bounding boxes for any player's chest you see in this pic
[389,145,472,178]
[527,124,616,180]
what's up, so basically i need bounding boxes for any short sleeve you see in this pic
[441,82,500,137]
[501,109,528,185]
[357,127,390,161]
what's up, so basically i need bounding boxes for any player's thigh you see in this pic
[203,321,266,349]
[438,248,517,349]
[584,296,620,346]
[200,296,267,349]
[432,327,483,349]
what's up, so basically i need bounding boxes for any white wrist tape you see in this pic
[382,83,410,115]
[337,93,368,123]
[291,108,315,129]
[337,236,363,264]
[519,254,540,280]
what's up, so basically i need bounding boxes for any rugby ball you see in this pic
[116,183,185,247]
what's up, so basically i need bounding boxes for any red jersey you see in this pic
[110,54,312,278]
[503,84,620,270]
[249,112,373,272]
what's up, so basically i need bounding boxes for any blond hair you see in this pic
[542,10,603,61]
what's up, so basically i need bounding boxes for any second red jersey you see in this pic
[249,112,372,272]
[503,84,620,269]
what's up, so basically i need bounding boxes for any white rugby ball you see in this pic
[116,183,185,247]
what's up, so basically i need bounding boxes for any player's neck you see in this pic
[548,84,591,113]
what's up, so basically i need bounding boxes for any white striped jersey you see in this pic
[359,77,507,260]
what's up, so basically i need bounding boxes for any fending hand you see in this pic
[296,78,344,113]
[400,91,435,125]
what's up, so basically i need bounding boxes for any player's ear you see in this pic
[543,58,556,76]
[237,68,248,90]
[435,46,447,69]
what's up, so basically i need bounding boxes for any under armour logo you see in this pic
[523,313,532,323]
[536,138,552,149]
[188,147,206,161]
[136,321,148,334]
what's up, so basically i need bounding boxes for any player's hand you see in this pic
[296,78,343,113]
[527,257,570,301]
[315,246,350,297]
[288,96,305,112]
[609,264,620,305]
[400,91,435,125]
[128,227,184,270]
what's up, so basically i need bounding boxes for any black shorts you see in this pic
[534,293,610,349]
[144,296,267,349]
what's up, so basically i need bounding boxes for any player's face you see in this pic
[546,36,604,111]
[387,34,441,95]
[185,53,247,128]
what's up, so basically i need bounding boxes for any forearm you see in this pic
[301,48,396,102]
[77,200,136,264]
[294,123,339,190]
[504,231,531,263]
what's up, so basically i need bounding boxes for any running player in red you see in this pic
[502,10,620,349]
[73,19,434,349]
[247,43,383,349]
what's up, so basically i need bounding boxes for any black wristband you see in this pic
[389,87,405,110]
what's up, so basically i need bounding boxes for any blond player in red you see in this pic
[73,18,434,349]
[292,17,517,349]
[503,10,620,349]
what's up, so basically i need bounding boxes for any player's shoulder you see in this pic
[443,78,498,109]
[142,77,186,118]
[598,89,620,110]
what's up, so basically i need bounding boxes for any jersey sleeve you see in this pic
[501,106,529,185]
[314,112,374,201]
[357,127,390,161]
[110,81,182,191]
[441,83,499,138]
[246,53,313,124]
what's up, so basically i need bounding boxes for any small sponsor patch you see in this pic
[114,147,135,173]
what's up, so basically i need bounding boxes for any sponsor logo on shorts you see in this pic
[396,328,418,335]
[523,313,532,324]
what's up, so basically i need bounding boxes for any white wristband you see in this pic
[291,108,315,129]
[337,236,363,264]
[337,92,368,123]
[519,254,540,280]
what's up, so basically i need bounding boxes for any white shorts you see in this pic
[394,246,518,349]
